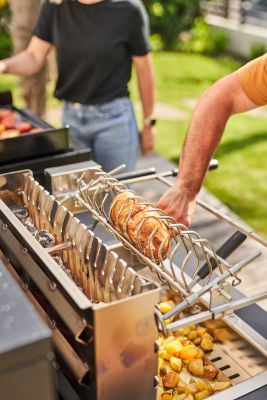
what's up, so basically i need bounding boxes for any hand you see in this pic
[0,61,6,74]
[140,125,155,155]
[156,183,197,227]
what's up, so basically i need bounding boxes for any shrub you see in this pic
[178,18,229,55]
[0,32,12,59]
[249,42,266,60]
[143,0,202,50]
[0,3,12,59]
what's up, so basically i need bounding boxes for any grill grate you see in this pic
[73,167,264,330]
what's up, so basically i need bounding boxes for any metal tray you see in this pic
[0,95,70,164]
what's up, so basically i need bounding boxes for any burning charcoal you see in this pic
[36,230,56,248]
[11,205,29,221]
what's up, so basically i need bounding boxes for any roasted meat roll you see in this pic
[110,191,171,263]
[109,190,138,229]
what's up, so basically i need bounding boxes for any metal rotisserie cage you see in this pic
[0,166,266,400]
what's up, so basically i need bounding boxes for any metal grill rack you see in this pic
[74,166,267,333]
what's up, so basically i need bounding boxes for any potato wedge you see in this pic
[187,359,204,377]
[184,382,199,395]
[170,357,183,373]
[162,371,179,389]
[194,390,210,400]
[159,300,176,314]
[179,345,198,361]
[211,381,232,391]
[165,340,183,356]
[200,336,213,351]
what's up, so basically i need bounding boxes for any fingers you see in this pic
[156,186,196,227]
[157,197,187,226]
[141,143,153,155]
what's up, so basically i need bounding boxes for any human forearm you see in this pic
[177,72,257,195]
[178,90,231,194]
[133,53,155,154]
[0,36,51,77]
[1,50,42,76]
[157,72,257,225]
[137,68,154,119]
[134,53,155,118]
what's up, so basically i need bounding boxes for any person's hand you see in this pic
[156,183,197,227]
[0,61,6,74]
[140,125,155,155]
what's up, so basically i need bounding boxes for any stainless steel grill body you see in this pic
[0,168,267,400]
[0,170,160,400]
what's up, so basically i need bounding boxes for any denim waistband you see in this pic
[64,97,129,111]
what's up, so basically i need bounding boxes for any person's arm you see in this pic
[0,36,51,77]
[157,71,257,226]
[133,53,156,155]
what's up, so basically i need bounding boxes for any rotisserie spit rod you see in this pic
[163,250,262,319]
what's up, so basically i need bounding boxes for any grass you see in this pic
[2,52,267,236]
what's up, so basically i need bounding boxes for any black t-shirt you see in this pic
[33,0,151,105]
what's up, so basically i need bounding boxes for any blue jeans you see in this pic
[62,97,139,172]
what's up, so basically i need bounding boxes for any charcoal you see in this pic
[11,205,29,221]
[36,229,56,248]
[53,256,64,268]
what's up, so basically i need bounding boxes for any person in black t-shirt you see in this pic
[0,0,155,172]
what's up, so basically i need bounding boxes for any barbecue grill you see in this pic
[0,165,266,400]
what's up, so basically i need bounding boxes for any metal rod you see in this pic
[118,159,218,186]
[166,290,267,331]
[163,250,262,319]
[188,231,247,290]
[108,164,126,176]
[47,242,73,255]
[197,199,267,248]
[156,175,267,249]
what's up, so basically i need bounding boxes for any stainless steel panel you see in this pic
[94,289,160,400]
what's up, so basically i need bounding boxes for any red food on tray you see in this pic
[0,109,14,121]
[2,115,17,129]
[0,107,44,140]
[18,121,32,133]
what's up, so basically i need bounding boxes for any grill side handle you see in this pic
[168,159,219,177]
[112,158,218,181]
[188,230,247,290]
[198,231,246,280]
[114,167,156,181]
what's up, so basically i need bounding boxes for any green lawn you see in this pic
[1,52,267,237]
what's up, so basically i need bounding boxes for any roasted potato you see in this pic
[162,371,179,389]
[179,345,199,361]
[170,357,183,373]
[195,390,210,400]
[187,359,204,377]
[203,365,218,380]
